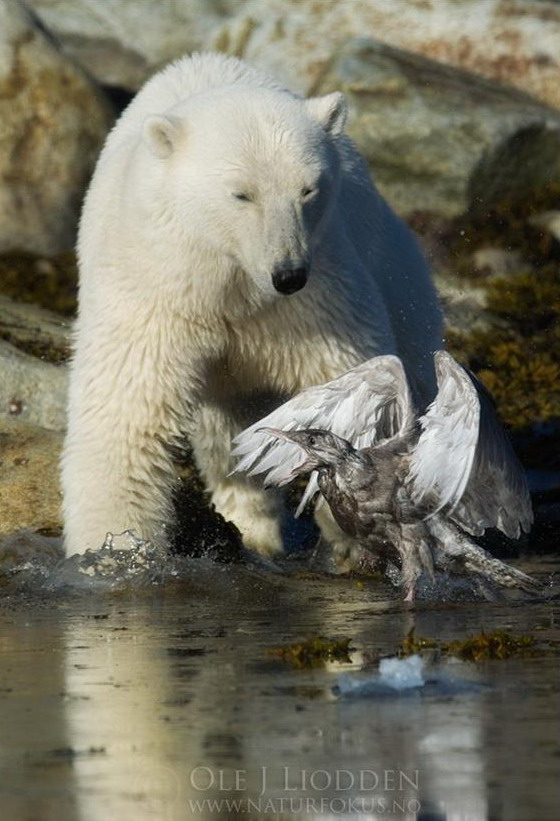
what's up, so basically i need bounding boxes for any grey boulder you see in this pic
[0,0,114,255]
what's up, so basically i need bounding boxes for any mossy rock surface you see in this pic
[0,421,63,537]
[266,637,354,669]
[437,183,560,465]
[400,627,543,661]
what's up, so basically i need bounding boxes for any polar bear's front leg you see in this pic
[314,503,372,573]
[190,404,285,557]
[61,317,189,557]
[62,399,179,557]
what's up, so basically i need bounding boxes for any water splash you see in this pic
[0,529,186,597]
[63,530,170,585]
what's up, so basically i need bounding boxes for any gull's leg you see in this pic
[395,521,435,601]
[403,584,416,603]
[400,560,421,602]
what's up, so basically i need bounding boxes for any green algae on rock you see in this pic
[442,185,560,439]
[266,637,354,669]
[399,627,539,662]
[444,629,537,662]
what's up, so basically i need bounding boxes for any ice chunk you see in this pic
[379,654,425,690]
[336,655,425,698]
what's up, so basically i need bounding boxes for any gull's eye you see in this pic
[308,435,317,447]
[233,192,252,202]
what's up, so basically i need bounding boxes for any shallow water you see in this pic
[0,540,559,821]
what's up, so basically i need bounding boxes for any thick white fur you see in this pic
[62,52,443,557]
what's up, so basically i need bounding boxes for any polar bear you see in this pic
[62,52,443,557]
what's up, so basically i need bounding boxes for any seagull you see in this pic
[232,351,537,600]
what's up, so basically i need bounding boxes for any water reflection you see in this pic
[0,611,80,821]
[0,558,558,820]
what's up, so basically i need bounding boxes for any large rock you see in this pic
[317,39,560,218]
[0,340,68,431]
[0,297,70,431]
[28,0,560,112]
[0,297,68,539]
[239,0,560,112]
[0,0,114,255]
[27,0,249,90]
[0,295,71,361]
[349,0,560,114]
[0,420,63,536]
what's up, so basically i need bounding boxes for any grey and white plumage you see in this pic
[232,351,536,599]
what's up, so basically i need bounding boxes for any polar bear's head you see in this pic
[140,86,347,299]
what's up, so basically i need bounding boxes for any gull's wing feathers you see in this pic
[232,355,415,494]
[408,350,533,538]
[448,369,533,538]
[407,350,479,515]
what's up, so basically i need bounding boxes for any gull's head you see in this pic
[260,427,351,478]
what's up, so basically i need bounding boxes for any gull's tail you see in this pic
[428,517,541,594]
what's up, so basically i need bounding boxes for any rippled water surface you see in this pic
[0,536,558,821]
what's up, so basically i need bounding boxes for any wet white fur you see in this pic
[62,52,442,556]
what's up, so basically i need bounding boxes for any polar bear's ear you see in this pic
[305,92,348,135]
[142,115,184,158]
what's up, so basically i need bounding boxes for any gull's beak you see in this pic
[258,427,317,481]
[258,427,299,444]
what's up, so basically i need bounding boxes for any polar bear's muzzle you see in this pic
[272,265,309,295]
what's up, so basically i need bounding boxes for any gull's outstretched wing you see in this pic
[408,350,532,538]
[232,355,415,500]
[449,370,533,538]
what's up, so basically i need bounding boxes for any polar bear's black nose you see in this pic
[272,266,308,295]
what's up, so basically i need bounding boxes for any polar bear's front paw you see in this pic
[314,503,365,572]
[211,482,284,557]
[236,516,284,558]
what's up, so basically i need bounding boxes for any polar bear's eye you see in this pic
[301,187,317,200]
[233,192,253,202]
